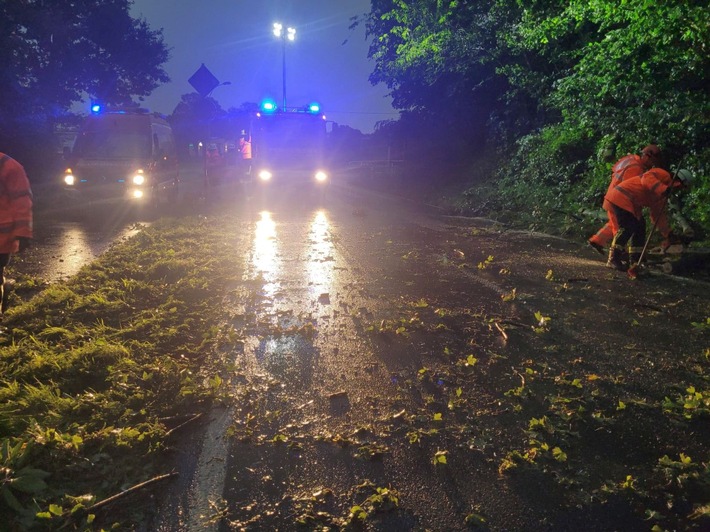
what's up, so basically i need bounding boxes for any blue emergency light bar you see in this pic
[259,98,323,115]
[260,99,278,112]
[88,105,154,116]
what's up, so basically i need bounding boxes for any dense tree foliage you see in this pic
[365,0,517,160]
[0,0,169,173]
[366,0,710,236]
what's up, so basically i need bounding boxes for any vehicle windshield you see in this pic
[259,115,325,164]
[73,130,151,159]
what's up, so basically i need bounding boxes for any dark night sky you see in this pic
[129,0,397,133]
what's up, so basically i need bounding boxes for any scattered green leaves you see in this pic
[662,386,710,420]
[533,311,551,333]
[433,450,448,465]
[477,255,494,269]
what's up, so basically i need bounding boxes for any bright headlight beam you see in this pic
[132,170,145,185]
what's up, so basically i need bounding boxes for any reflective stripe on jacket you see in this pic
[0,153,34,253]
[612,154,644,184]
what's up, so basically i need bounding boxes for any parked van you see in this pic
[62,108,179,204]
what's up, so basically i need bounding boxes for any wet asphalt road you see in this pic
[10,187,153,284]
[153,183,707,530]
[14,176,710,530]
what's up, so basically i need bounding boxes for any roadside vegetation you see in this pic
[364,1,709,243]
[0,216,248,530]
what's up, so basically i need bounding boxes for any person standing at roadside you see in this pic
[0,152,33,315]
[239,132,252,177]
[588,144,662,254]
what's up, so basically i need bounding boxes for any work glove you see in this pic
[17,237,31,253]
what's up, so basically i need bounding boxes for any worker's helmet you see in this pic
[676,168,693,187]
[641,144,661,158]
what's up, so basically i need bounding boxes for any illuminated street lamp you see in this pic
[273,22,296,110]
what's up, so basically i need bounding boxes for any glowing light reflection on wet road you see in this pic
[306,210,334,299]
[252,210,280,298]
[56,226,93,279]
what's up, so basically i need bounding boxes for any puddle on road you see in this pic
[254,333,318,388]
[245,209,338,387]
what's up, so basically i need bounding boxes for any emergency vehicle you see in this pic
[62,106,179,204]
[246,99,330,189]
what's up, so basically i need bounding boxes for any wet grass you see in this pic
[0,215,249,530]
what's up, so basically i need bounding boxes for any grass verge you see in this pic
[0,215,245,530]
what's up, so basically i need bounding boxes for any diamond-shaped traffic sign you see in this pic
[189,63,220,97]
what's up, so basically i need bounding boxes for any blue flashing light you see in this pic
[90,103,102,114]
[260,99,278,113]
[308,102,321,114]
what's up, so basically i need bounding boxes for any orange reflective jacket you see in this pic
[612,154,645,183]
[604,168,674,238]
[239,138,252,160]
[0,153,33,253]
[601,154,645,211]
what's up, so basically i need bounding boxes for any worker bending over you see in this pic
[588,144,662,254]
[604,167,689,272]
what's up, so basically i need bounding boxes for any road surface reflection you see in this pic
[251,211,281,298]
[15,220,146,283]
[306,210,334,299]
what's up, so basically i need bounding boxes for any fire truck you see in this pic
[245,99,330,190]
[62,105,180,205]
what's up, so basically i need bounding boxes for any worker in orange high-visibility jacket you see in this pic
[239,133,252,177]
[0,153,33,314]
[588,144,661,254]
[603,167,686,272]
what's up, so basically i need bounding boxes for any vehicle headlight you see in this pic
[132,189,144,199]
[63,170,75,186]
[258,170,272,181]
[315,170,328,183]
[132,170,145,185]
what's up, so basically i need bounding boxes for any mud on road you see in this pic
[144,186,710,531]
